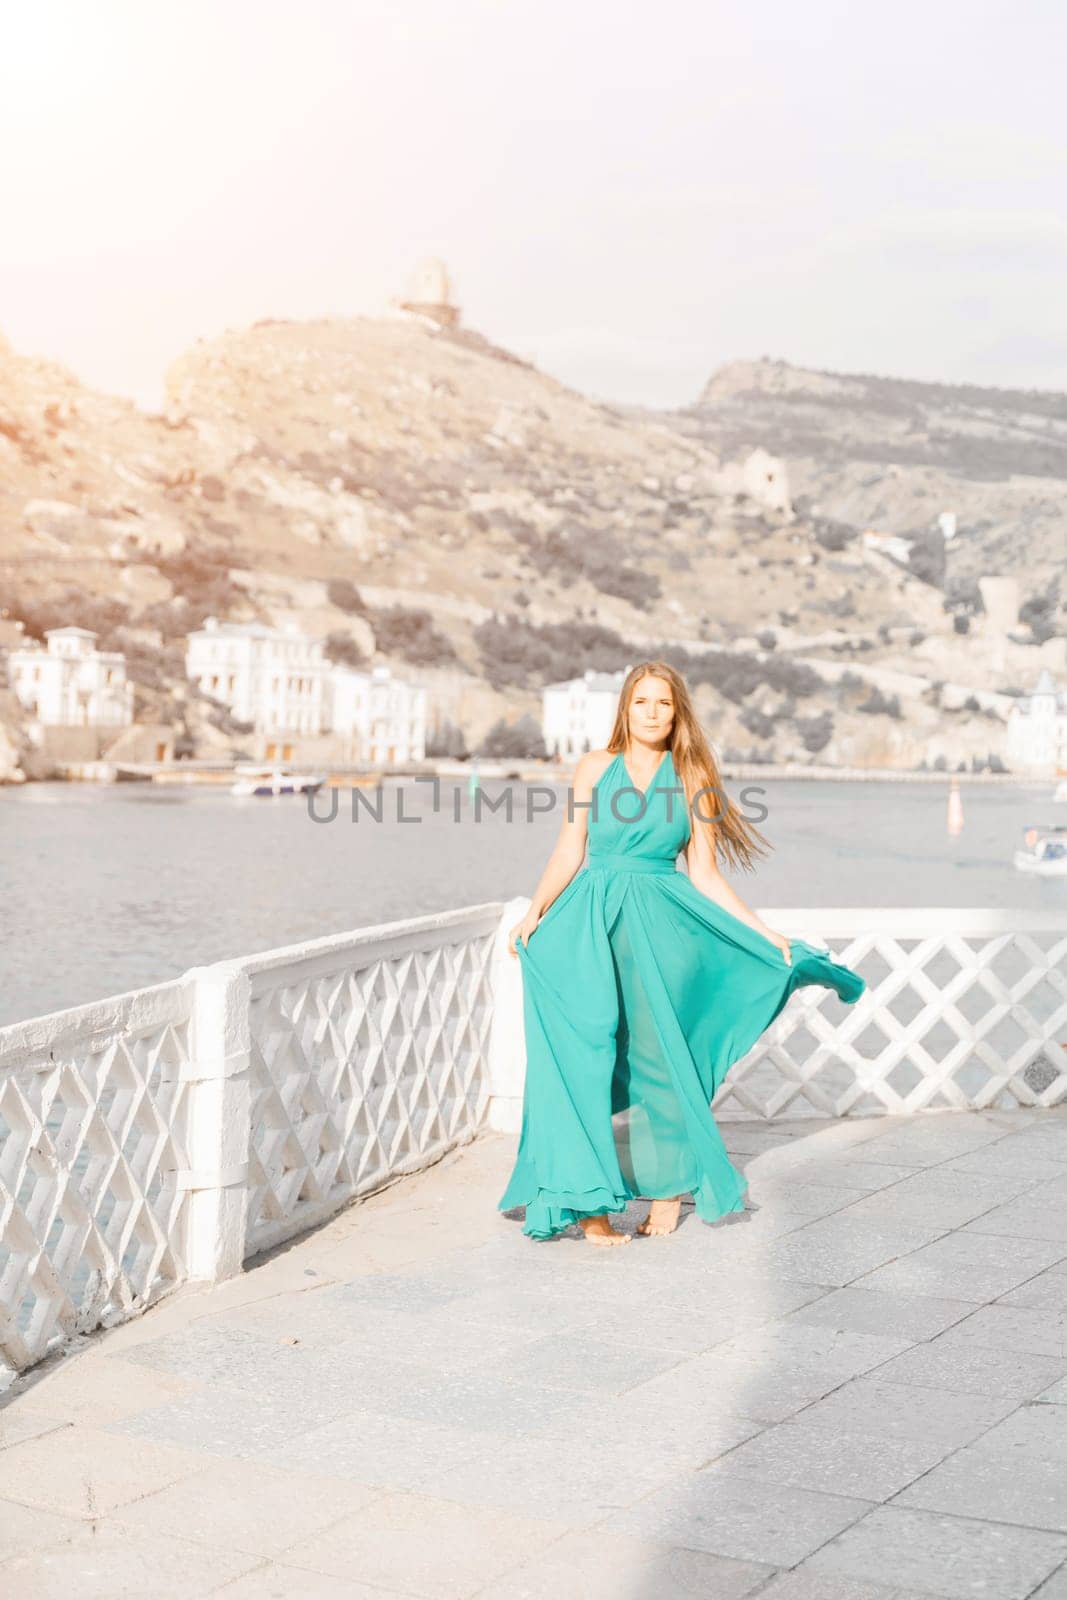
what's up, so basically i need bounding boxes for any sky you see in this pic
[1,0,1066,411]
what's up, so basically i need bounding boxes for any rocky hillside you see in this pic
[673,358,1066,616]
[0,322,1061,774]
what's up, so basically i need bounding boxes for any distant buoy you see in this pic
[947,778,964,836]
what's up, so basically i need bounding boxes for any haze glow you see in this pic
[2,0,1065,410]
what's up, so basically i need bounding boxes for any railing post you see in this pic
[180,962,252,1280]
[486,896,529,1132]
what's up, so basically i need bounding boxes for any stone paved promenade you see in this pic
[2,1107,1067,1599]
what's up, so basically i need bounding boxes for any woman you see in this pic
[498,660,866,1245]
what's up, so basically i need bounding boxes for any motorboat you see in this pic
[231,765,327,797]
[1014,825,1067,875]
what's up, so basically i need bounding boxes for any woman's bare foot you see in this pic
[578,1214,631,1246]
[637,1196,683,1236]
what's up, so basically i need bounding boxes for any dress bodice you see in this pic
[585,749,691,872]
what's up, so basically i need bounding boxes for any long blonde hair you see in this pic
[605,660,772,874]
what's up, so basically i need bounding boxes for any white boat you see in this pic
[231,765,327,797]
[1014,826,1067,876]
[1053,780,1067,803]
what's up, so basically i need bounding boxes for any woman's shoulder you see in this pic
[573,748,617,789]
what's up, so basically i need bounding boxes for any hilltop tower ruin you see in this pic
[396,258,460,329]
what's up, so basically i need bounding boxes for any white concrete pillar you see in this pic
[486,896,530,1133]
[180,963,252,1280]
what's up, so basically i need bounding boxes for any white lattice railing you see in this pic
[239,906,501,1257]
[484,902,1067,1127]
[0,900,1064,1379]
[0,981,196,1375]
[0,903,505,1379]
[713,908,1067,1121]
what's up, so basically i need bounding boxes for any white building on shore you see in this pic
[1006,669,1067,774]
[185,619,328,736]
[542,668,627,761]
[8,627,134,728]
[329,664,427,762]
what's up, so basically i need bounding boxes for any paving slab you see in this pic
[2,1353,203,1427]
[870,1328,1067,1400]
[109,1456,380,1556]
[106,1379,360,1456]
[0,1406,69,1451]
[602,1464,875,1567]
[0,1519,264,1600]
[278,1490,572,1599]
[562,1276,829,1354]
[629,1322,916,1425]
[779,1159,923,1192]
[776,1285,975,1343]
[804,1504,1067,1600]
[399,1424,695,1527]
[532,1380,767,1463]
[791,1372,1021,1446]
[751,1217,950,1288]
[892,1433,1067,1530]
[841,1121,1009,1166]
[707,1413,956,1501]
[741,1180,875,1218]
[249,1406,492,1492]
[755,1574,931,1600]
[0,1421,207,1520]
[0,1498,87,1566]
[831,1167,1046,1229]
[994,1127,1067,1163]
[939,1147,1067,1185]
[961,1193,1067,1242]
[1030,1564,1067,1600]
[970,1400,1067,1463]
[213,1566,398,1599]
[1,1109,1067,1600]
[997,1268,1067,1312]
[471,1527,772,1600]
[856,1228,1067,1302]
[926,1302,1067,1360]
[474,1330,688,1394]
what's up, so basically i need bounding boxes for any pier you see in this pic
[0,903,1065,1595]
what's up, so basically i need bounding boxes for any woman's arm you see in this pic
[684,804,792,963]
[509,750,607,952]
[527,750,603,915]
[526,841,584,921]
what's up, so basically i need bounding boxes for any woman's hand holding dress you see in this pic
[508,909,542,955]
[760,927,793,965]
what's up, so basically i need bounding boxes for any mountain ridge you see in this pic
[0,322,1061,778]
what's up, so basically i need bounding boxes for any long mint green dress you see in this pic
[498,748,866,1240]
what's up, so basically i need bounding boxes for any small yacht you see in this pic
[231,764,327,797]
[1053,780,1067,803]
[1014,825,1067,876]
